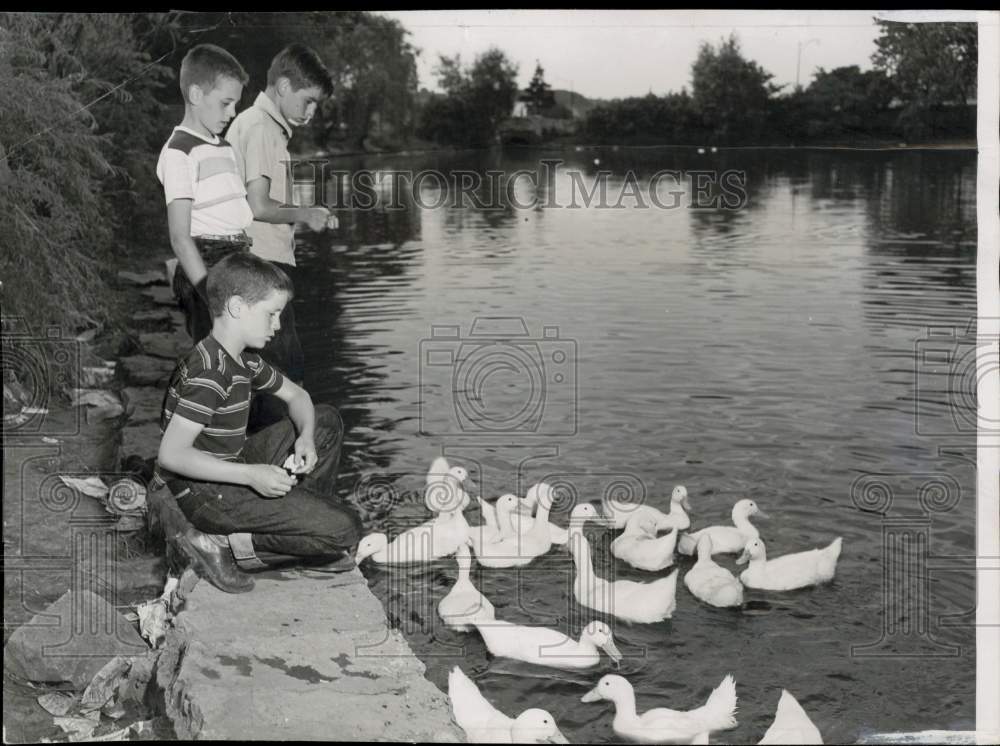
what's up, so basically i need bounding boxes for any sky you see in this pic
[374,10,921,100]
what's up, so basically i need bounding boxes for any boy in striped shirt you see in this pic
[156,44,256,345]
[155,253,362,593]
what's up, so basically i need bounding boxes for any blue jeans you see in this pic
[166,404,362,560]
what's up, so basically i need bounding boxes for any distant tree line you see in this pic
[583,23,977,146]
[0,12,981,367]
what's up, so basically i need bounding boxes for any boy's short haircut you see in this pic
[179,44,250,102]
[207,253,294,317]
[266,43,334,97]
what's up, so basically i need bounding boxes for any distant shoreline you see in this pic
[308,137,977,160]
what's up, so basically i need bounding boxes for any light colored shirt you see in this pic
[155,126,253,237]
[225,92,297,265]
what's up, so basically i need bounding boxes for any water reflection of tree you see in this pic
[861,151,976,246]
[857,151,977,329]
[294,162,424,526]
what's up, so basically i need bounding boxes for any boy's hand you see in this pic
[293,436,318,474]
[245,464,296,498]
[302,207,331,232]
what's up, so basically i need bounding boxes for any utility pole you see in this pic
[796,38,821,90]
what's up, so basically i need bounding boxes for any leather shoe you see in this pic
[173,528,255,594]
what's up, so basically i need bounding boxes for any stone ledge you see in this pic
[156,569,464,742]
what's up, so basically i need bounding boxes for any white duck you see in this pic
[758,690,823,744]
[683,535,743,608]
[448,666,569,743]
[567,504,678,623]
[678,498,767,556]
[471,487,559,569]
[611,514,678,572]
[469,494,521,553]
[438,542,495,631]
[475,494,510,544]
[517,483,570,545]
[581,673,738,744]
[677,499,768,555]
[356,508,470,565]
[425,456,472,512]
[736,537,842,591]
[474,618,622,670]
[604,486,692,532]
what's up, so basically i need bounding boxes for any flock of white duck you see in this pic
[354,457,841,744]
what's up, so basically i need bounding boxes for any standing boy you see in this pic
[156,44,255,344]
[154,253,362,593]
[226,44,336,429]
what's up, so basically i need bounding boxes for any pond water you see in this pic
[293,147,978,743]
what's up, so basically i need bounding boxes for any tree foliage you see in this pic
[872,21,977,140]
[691,34,781,144]
[526,61,553,114]
[1,12,177,339]
[418,48,519,147]
[873,21,977,109]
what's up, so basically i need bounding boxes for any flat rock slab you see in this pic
[131,308,179,325]
[119,355,175,387]
[3,590,146,688]
[141,286,176,307]
[123,387,163,425]
[118,270,166,287]
[158,569,463,741]
[138,333,191,360]
[122,421,163,461]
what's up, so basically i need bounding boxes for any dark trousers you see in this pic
[173,242,304,433]
[173,237,250,344]
[168,404,362,560]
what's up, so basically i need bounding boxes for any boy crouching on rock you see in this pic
[153,252,362,593]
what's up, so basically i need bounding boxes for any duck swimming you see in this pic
[517,483,570,544]
[471,486,559,568]
[758,689,823,744]
[678,498,766,556]
[449,666,569,743]
[567,504,678,623]
[474,618,622,669]
[604,486,692,532]
[356,508,470,565]
[425,456,472,512]
[611,514,678,572]
[683,535,743,608]
[438,542,495,631]
[581,673,738,744]
[736,537,842,591]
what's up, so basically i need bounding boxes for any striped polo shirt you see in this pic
[154,335,284,484]
[155,125,254,236]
